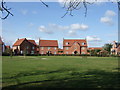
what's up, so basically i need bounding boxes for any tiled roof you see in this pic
[28,40,37,46]
[88,47,103,50]
[6,46,10,49]
[13,38,26,46]
[63,39,87,47]
[39,40,58,47]
[13,38,37,46]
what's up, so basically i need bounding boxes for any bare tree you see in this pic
[0,0,13,20]
[0,0,120,19]
[61,0,120,18]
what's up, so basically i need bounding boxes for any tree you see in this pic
[103,43,112,54]
[0,0,120,19]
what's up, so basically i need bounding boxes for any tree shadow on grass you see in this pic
[2,69,120,90]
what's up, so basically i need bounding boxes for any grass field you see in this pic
[2,56,120,89]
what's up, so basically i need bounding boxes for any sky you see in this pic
[1,1,118,48]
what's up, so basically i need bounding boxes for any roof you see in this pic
[13,38,37,46]
[39,40,58,47]
[28,40,37,46]
[6,46,10,49]
[13,38,26,46]
[88,47,103,50]
[63,39,87,47]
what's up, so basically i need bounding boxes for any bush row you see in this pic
[2,53,120,57]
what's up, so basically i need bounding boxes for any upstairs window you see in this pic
[54,47,57,50]
[32,46,35,49]
[26,46,29,49]
[41,47,44,50]
[82,42,85,45]
[66,47,69,50]
[66,42,69,45]
[48,47,50,50]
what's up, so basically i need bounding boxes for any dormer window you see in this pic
[66,42,69,45]
[82,42,85,45]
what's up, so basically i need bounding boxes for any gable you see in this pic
[63,39,87,47]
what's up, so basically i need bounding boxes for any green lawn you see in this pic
[2,56,120,89]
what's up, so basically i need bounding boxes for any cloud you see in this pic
[38,25,53,34]
[67,30,77,36]
[86,36,101,41]
[100,10,116,26]
[70,23,88,30]
[105,10,116,17]
[21,9,28,15]
[49,24,69,30]
[100,17,113,25]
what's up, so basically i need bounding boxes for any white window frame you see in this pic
[31,51,34,54]
[82,47,85,50]
[66,42,69,45]
[41,47,44,50]
[41,51,44,54]
[66,47,69,50]
[26,46,29,49]
[32,46,35,49]
[54,52,56,54]
[66,52,68,54]
[82,42,85,45]
[54,47,57,50]
[48,47,50,50]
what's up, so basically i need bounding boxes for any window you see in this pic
[66,42,69,45]
[66,52,68,54]
[74,47,77,50]
[26,46,29,49]
[81,52,85,54]
[54,47,57,50]
[41,51,44,54]
[54,52,56,54]
[66,47,69,50]
[32,46,35,49]
[20,50,23,54]
[41,47,44,50]
[82,42,85,45]
[48,47,50,50]
[81,47,85,50]
[31,51,34,54]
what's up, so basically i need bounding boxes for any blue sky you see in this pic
[2,1,118,48]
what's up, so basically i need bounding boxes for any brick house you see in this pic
[63,39,88,54]
[39,40,58,54]
[111,41,120,55]
[12,38,37,55]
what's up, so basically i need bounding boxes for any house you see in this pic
[111,41,120,55]
[63,39,88,54]
[0,37,6,55]
[39,40,58,54]
[12,38,37,55]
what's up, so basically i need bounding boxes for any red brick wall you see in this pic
[39,46,58,54]
[63,42,87,54]
[20,40,37,54]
